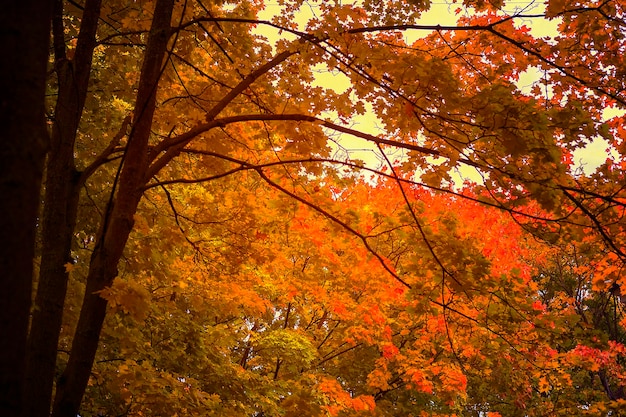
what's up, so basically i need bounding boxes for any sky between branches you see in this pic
[250,0,620,184]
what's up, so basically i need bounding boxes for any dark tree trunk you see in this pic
[51,1,174,415]
[24,1,102,416]
[0,1,51,417]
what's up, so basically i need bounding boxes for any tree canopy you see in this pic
[2,0,626,416]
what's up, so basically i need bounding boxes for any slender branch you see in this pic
[174,17,314,41]
[147,50,297,176]
[158,181,203,252]
[144,165,248,190]
[317,342,363,366]
[206,51,296,122]
[562,189,626,261]
[97,30,148,45]
[146,112,480,180]
[559,184,626,209]
[377,143,460,286]
[79,115,132,186]
[484,26,625,107]
[255,168,412,288]
[317,320,340,350]
[174,13,624,107]
[146,150,583,228]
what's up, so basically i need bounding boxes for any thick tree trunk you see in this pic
[0,1,50,417]
[24,1,102,416]
[51,1,174,415]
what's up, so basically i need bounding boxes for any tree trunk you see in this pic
[24,1,102,415]
[51,230,133,417]
[51,1,174,415]
[0,1,50,416]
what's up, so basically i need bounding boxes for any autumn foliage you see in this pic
[2,0,626,416]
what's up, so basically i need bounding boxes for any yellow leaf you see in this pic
[538,376,551,393]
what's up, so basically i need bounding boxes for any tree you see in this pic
[0,1,50,416]
[530,242,626,414]
[71,175,554,416]
[6,0,626,415]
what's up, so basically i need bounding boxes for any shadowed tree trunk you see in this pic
[0,1,50,416]
[24,1,102,416]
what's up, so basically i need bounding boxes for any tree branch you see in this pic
[255,167,412,289]
[79,115,132,186]
[147,50,297,176]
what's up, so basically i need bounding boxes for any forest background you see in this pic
[1,0,626,416]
